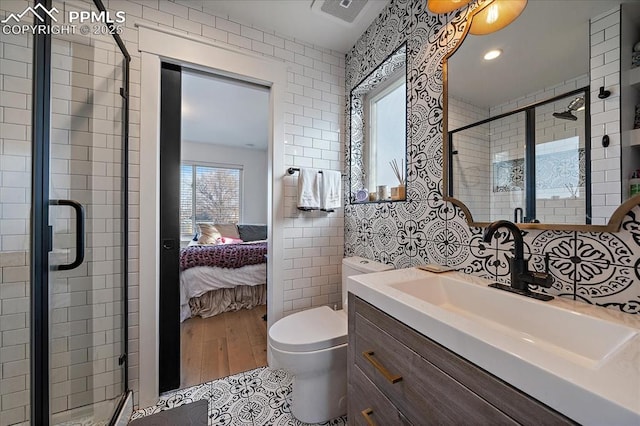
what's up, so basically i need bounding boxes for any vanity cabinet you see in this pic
[347,294,576,425]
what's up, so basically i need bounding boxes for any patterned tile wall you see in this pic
[345,0,640,315]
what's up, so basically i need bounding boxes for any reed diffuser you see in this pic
[389,159,405,200]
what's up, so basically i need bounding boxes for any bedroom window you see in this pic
[180,164,242,237]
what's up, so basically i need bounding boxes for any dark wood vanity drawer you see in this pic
[352,305,516,425]
[349,295,576,426]
[349,364,412,426]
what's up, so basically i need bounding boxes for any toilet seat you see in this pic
[269,306,347,353]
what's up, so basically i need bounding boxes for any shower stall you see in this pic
[0,0,130,424]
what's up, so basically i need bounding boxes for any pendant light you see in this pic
[469,0,528,35]
[427,0,472,14]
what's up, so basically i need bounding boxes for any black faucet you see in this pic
[483,220,554,301]
[513,207,523,223]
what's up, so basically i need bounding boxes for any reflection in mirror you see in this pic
[350,43,406,203]
[450,89,589,225]
[445,0,623,228]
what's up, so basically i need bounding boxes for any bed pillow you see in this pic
[237,224,267,242]
[196,223,241,244]
[213,223,240,239]
[196,223,222,245]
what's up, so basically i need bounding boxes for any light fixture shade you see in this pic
[427,0,472,14]
[469,0,527,35]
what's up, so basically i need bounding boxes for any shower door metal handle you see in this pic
[50,199,85,271]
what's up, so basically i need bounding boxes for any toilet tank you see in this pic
[341,256,393,310]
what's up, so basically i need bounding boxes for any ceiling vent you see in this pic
[311,0,370,25]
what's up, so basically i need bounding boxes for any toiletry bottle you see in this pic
[631,170,640,197]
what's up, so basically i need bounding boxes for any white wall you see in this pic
[181,141,268,224]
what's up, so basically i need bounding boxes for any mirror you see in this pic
[449,88,589,225]
[350,43,407,203]
[444,0,627,230]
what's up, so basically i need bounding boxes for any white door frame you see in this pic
[137,24,286,408]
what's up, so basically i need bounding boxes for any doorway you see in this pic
[158,66,270,391]
[137,25,287,406]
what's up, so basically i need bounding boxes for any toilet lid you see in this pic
[269,306,347,352]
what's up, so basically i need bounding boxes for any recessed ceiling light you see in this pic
[483,49,502,60]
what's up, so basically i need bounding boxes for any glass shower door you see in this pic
[46,1,127,423]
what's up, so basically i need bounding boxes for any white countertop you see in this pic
[348,268,640,425]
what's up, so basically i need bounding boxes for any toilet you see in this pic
[268,256,393,423]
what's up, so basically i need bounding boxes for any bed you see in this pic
[179,237,267,322]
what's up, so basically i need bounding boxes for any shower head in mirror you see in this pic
[567,96,585,111]
[553,96,584,121]
[552,110,578,121]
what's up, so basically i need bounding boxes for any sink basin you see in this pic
[390,275,638,368]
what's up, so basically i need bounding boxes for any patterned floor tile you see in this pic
[130,367,347,426]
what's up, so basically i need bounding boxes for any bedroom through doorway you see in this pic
[159,65,270,391]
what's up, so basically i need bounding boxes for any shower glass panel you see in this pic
[47,0,126,423]
[450,112,527,222]
[0,1,32,423]
[534,95,587,225]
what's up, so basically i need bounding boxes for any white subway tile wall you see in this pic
[590,8,622,225]
[488,74,589,223]
[1,0,31,423]
[448,97,491,219]
[103,0,346,405]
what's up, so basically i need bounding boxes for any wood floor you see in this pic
[180,305,268,389]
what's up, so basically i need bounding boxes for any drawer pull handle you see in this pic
[361,408,376,426]
[363,350,403,384]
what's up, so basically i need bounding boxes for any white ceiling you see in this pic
[181,70,270,149]
[193,0,390,53]
[448,0,622,108]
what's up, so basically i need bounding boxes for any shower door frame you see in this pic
[30,0,131,423]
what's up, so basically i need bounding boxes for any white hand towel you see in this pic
[297,168,321,210]
[320,170,342,211]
